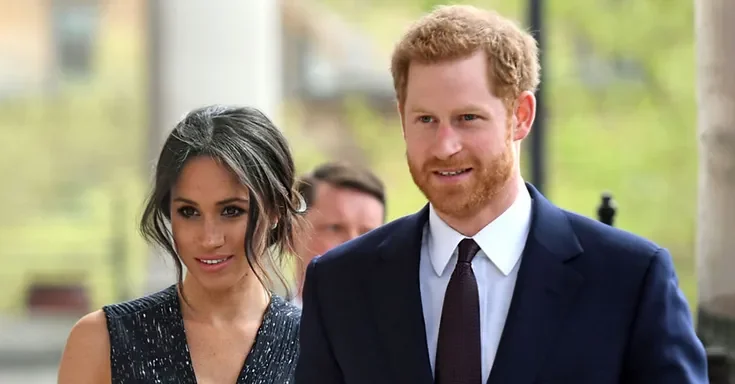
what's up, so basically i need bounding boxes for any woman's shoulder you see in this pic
[62,310,109,356]
[268,294,301,326]
[58,310,111,383]
[65,310,109,346]
[258,294,301,344]
[102,284,178,320]
[101,285,181,351]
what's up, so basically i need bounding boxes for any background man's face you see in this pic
[296,182,384,267]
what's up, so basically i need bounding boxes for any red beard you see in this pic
[408,128,514,219]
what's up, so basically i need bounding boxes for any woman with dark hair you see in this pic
[58,105,305,384]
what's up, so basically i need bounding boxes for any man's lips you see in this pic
[433,168,473,176]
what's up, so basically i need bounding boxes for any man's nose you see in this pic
[347,229,361,241]
[335,228,360,245]
[431,122,462,160]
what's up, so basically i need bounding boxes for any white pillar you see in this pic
[145,0,282,292]
[156,0,281,128]
[694,0,735,346]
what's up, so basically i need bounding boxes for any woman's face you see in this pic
[170,156,253,291]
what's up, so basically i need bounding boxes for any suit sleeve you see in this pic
[295,258,345,384]
[622,248,708,383]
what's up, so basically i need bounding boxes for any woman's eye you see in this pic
[222,206,245,217]
[418,116,434,123]
[177,206,198,218]
[461,114,479,121]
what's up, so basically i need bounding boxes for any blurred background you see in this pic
[0,0,726,382]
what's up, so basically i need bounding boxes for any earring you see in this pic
[272,221,278,229]
[296,194,307,214]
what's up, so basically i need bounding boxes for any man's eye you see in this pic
[418,116,434,123]
[326,224,342,232]
[461,114,478,121]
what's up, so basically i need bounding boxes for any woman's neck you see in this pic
[179,273,270,325]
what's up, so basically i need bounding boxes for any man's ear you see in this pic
[512,91,536,141]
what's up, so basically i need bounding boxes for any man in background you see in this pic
[292,162,386,306]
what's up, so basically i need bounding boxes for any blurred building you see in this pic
[0,0,394,314]
[0,0,141,96]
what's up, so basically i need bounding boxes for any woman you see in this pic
[58,105,304,384]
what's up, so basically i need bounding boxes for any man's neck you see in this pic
[435,175,524,237]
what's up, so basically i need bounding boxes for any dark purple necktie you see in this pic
[435,238,482,384]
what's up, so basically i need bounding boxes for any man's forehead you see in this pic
[312,183,382,213]
[314,182,366,204]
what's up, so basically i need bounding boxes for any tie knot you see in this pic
[457,238,480,263]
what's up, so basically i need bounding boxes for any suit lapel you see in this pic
[368,205,434,384]
[487,184,585,384]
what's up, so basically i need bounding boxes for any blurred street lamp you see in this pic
[528,0,546,195]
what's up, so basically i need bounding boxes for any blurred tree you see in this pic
[419,0,448,11]
[0,87,144,222]
[542,0,698,305]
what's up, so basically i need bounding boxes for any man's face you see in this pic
[400,51,529,219]
[296,182,384,266]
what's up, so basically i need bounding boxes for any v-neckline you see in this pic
[172,286,275,384]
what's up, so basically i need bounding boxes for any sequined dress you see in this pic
[102,285,300,384]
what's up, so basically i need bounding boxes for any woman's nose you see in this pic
[201,220,225,248]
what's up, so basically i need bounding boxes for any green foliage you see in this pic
[341,96,428,219]
[279,101,332,175]
[0,177,149,312]
[0,30,148,312]
[419,0,453,11]
[541,0,697,305]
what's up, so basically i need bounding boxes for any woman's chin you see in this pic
[183,262,249,291]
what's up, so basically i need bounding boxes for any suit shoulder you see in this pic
[562,210,663,265]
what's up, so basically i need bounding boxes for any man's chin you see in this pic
[420,182,468,200]
[430,198,476,218]
[421,187,470,210]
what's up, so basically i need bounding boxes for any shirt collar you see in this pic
[427,186,532,276]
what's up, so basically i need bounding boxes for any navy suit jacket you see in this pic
[295,184,707,384]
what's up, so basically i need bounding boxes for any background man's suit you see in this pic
[295,184,707,384]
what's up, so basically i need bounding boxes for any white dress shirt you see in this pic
[420,188,532,382]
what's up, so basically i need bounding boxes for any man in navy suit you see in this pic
[295,5,707,384]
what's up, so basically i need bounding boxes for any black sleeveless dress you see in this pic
[102,285,300,384]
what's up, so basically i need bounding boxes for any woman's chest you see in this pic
[185,324,258,384]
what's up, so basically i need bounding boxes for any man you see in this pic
[292,162,386,306]
[295,5,707,384]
